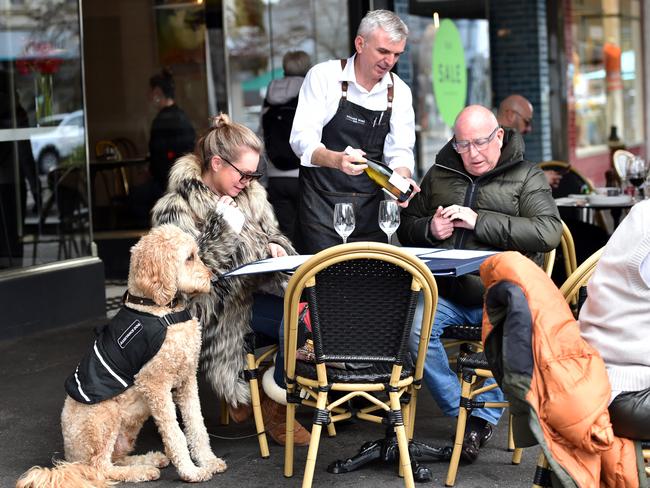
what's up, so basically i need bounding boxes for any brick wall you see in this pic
[489,0,551,163]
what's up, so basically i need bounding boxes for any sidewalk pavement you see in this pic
[1,320,539,488]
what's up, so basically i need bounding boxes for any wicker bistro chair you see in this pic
[443,227,576,487]
[283,242,451,488]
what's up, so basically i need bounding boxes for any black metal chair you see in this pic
[283,242,451,488]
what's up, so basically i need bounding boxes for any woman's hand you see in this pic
[268,242,287,258]
[217,195,237,207]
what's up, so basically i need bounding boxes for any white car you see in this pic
[30,110,85,173]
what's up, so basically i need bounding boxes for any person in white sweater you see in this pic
[579,199,650,439]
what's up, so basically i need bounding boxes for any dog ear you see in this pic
[130,230,179,306]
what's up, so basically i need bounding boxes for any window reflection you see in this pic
[572,0,644,156]
[0,0,89,271]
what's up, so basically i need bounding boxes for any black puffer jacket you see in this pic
[397,129,561,306]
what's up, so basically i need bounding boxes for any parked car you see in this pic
[30,110,85,174]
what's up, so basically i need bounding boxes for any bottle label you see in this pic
[389,172,410,193]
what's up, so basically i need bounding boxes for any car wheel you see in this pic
[39,149,59,174]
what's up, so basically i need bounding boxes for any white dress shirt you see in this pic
[290,54,415,173]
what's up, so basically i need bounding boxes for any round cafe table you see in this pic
[554,195,636,228]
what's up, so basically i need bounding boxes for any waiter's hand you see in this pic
[430,206,454,240]
[393,167,421,208]
[339,152,368,176]
[441,204,477,230]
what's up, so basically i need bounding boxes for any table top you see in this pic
[555,196,636,209]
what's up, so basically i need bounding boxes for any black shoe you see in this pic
[460,423,493,463]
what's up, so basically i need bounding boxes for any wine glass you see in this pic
[378,200,400,244]
[333,203,355,244]
[627,156,648,200]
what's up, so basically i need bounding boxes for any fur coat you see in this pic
[151,154,294,406]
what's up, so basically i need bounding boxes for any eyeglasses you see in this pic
[510,109,532,128]
[452,126,500,154]
[221,157,263,183]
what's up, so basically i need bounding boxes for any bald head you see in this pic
[453,105,504,176]
[497,94,533,135]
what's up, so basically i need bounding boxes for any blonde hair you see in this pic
[197,113,262,170]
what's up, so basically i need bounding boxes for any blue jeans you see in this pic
[251,293,285,388]
[409,295,504,425]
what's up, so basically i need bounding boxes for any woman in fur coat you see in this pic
[151,113,310,446]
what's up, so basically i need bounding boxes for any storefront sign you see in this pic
[432,19,467,127]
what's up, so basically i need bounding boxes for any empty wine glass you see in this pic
[378,200,400,244]
[627,156,648,200]
[333,203,355,244]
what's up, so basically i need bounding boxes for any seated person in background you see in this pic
[579,199,650,440]
[151,113,310,446]
[496,93,608,280]
[397,105,562,462]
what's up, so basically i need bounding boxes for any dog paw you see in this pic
[178,465,216,483]
[202,456,227,474]
[125,466,161,482]
[148,451,170,468]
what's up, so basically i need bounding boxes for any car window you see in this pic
[69,115,84,128]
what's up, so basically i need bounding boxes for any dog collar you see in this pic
[123,291,180,309]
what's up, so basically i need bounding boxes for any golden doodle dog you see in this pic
[16,224,226,488]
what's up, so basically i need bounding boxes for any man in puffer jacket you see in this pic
[397,105,561,462]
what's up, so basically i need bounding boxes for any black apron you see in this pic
[296,60,394,254]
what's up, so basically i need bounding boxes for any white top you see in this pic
[290,54,415,173]
[579,200,650,402]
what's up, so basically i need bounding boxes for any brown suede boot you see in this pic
[227,402,253,423]
[261,393,311,446]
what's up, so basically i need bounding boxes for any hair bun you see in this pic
[210,113,231,129]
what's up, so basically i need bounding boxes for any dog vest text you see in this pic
[65,307,192,404]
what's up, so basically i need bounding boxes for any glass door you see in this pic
[0,0,90,271]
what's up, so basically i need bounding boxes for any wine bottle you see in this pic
[344,146,414,203]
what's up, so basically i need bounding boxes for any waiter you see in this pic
[290,9,418,254]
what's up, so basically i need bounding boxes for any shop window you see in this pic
[221,0,349,131]
[571,0,644,157]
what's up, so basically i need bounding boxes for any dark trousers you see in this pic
[267,177,299,244]
[609,388,650,439]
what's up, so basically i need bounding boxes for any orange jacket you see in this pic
[480,252,642,488]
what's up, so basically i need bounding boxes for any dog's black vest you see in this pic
[65,307,192,404]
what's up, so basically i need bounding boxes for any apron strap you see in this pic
[339,58,394,108]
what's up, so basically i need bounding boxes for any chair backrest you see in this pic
[284,243,438,376]
[539,160,595,197]
[560,220,577,278]
[613,149,633,180]
[559,246,604,307]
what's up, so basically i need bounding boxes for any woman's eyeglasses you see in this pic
[452,126,500,154]
[221,157,263,183]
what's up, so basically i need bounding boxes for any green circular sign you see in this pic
[432,19,467,127]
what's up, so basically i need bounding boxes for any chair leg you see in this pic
[532,451,551,488]
[284,401,297,478]
[219,399,229,425]
[246,352,270,458]
[507,413,524,464]
[445,373,474,487]
[389,391,414,488]
[301,390,328,488]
